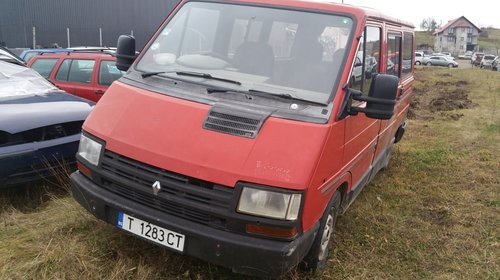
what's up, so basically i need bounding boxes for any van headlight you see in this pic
[78,134,103,166]
[237,186,302,221]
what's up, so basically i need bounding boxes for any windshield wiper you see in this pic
[141,71,167,78]
[207,87,325,106]
[141,70,241,86]
[175,71,241,85]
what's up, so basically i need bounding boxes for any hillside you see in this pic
[415,31,435,49]
[478,27,500,52]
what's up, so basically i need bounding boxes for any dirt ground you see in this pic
[410,59,493,121]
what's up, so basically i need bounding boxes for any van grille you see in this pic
[203,108,266,138]
[98,150,233,229]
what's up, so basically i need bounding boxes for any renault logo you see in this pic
[152,181,161,196]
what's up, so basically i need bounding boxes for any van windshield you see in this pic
[136,2,354,104]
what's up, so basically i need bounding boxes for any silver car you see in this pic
[425,56,458,68]
[492,57,500,71]
[480,55,497,68]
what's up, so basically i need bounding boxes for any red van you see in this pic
[28,51,124,102]
[71,0,414,276]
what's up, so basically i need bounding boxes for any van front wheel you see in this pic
[301,191,341,271]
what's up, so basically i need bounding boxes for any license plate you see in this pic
[117,212,185,252]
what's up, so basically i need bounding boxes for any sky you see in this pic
[331,0,500,29]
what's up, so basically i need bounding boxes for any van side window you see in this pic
[387,33,401,77]
[181,7,219,55]
[268,22,298,59]
[351,26,381,93]
[229,19,264,57]
[402,32,414,78]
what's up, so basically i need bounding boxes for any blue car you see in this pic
[19,48,72,63]
[0,48,93,187]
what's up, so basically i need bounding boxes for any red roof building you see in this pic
[434,16,481,55]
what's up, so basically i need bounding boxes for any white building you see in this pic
[434,16,481,55]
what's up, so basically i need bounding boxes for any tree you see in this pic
[420,18,440,33]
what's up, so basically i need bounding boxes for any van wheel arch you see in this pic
[301,190,341,271]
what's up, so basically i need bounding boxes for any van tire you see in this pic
[415,61,421,65]
[301,191,341,271]
[426,62,432,66]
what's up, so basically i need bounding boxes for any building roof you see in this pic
[433,16,481,35]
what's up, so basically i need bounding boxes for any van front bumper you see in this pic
[70,171,318,277]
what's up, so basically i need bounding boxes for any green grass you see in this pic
[479,28,500,52]
[415,31,434,48]
[1,67,499,279]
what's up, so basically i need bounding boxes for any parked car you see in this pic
[458,51,473,60]
[441,52,454,60]
[471,52,484,64]
[492,57,500,71]
[0,48,93,187]
[425,56,458,67]
[70,0,414,277]
[68,46,117,52]
[19,48,72,63]
[0,46,25,65]
[28,50,125,102]
[480,55,497,68]
[415,51,424,65]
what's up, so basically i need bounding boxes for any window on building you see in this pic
[350,26,381,93]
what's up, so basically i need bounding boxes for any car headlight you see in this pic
[78,134,103,166]
[237,186,302,221]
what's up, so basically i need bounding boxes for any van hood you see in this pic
[83,82,329,189]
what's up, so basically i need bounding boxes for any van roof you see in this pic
[222,0,414,28]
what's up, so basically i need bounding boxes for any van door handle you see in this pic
[95,90,104,95]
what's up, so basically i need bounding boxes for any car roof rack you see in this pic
[37,48,116,56]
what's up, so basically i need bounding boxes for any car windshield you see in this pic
[0,61,58,97]
[484,55,495,60]
[136,2,354,104]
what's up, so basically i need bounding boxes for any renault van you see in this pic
[71,0,414,276]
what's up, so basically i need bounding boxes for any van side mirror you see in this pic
[116,35,136,71]
[348,74,399,120]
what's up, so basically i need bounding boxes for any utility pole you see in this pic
[67,27,70,48]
